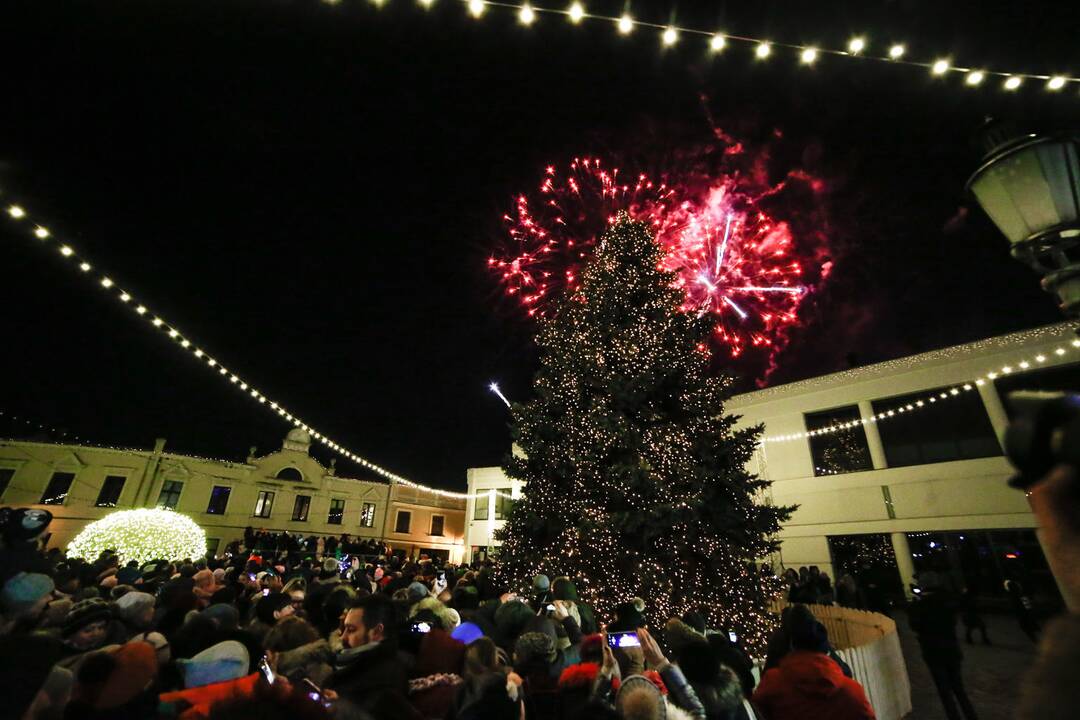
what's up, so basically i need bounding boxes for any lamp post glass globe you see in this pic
[967,124,1080,314]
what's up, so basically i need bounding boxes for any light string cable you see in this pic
[350,0,1079,95]
[2,201,510,500]
[761,336,1080,444]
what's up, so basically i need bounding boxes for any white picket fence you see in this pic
[772,602,913,720]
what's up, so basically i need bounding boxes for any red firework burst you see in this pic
[490,153,826,366]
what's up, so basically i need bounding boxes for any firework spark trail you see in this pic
[490,144,830,376]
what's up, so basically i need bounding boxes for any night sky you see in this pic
[0,0,1074,490]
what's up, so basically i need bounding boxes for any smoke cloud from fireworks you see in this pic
[490,134,833,380]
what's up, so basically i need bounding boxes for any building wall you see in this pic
[0,429,464,559]
[463,323,1075,592]
[387,484,467,564]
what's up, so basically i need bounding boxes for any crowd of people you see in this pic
[237,529,389,561]
[0,506,885,720]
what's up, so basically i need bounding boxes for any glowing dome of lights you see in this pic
[67,508,207,565]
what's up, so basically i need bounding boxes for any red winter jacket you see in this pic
[752,650,876,720]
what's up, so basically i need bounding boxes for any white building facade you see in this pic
[465,323,1077,602]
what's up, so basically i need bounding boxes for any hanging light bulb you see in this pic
[662,26,678,46]
[1003,75,1022,90]
[518,3,535,24]
[931,59,949,75]
[888,44,905,59]
[966,70,985,85]
[8,205,26,219]
[755,42,771,59]
[800,47,818,64]
[567,2,584,24]
[709,34,726,52]
[847,37,866,54]
[617,14,633,34]
[467,0,485,18]
[1047,76,1067,91]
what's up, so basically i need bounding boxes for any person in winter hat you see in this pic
[63,598,114,652]
[752,610,875,720]
[1,571,54,635]
[66,640,159,719]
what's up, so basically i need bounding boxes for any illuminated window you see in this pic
[430,514,445,536]
[473,495,489,520]
[495,491,515,520]
[95,475,126,507]
[292,495,311,522]
[157,480,183,509]
[254,490,275,518]
[328,498,345,525]
[40,472,75,505]
[360,502,376,528]
[805,405,873,476]
[206,486,231,515]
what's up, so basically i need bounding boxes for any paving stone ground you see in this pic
[896,610,1040,720]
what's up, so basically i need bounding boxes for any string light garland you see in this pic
[0,409,80,442]
[2,200,508,501]
[759,336,1080,444]
[335,0,1079,95]
[67,508,207,565]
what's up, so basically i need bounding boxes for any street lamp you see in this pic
[967,122,1080,314]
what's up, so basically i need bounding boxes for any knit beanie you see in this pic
[494,599,534,643]
[532,574,550,593]
[514,631,556,667]
[255,592,292,625]
[616,674,666,719]
[408,581,431,603]
[663,617,708,657]
[63,598,113,637]
[1,572,55,616]
[115,591,155,625]
[177,640,250,689]
[551,577,579,602]
[203,602,240,631]
[71,641,158,710]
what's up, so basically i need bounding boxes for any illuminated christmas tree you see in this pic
[495,215,793,652]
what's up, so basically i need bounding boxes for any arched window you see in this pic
[275,467,303,482]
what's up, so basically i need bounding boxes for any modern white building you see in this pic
[464,322,1078,603]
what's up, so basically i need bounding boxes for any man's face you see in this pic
[341,608,382,649]
[69,620,108,650]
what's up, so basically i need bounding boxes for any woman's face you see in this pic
[70,620,108,649]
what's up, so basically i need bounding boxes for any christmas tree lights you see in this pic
[495,215,792,654]
[67,508,207,566]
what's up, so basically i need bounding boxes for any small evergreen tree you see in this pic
[495,215,793,651]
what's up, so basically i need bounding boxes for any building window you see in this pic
[206,486,231,515]
[495,491,515,520]
[0,468,14,500]
[430,514,445,536]
[95,475,126,507]
[254,490,275,518]
[804,405,874,476]
[473,495,489,520]
[360,502,376,528]
[157,480,183,509]
[871,386,1001,468]
[40,472,75,505]
[276,467,303,482]
[328,499,345,525]
[292,495,311,522]
[395,510,411,534]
